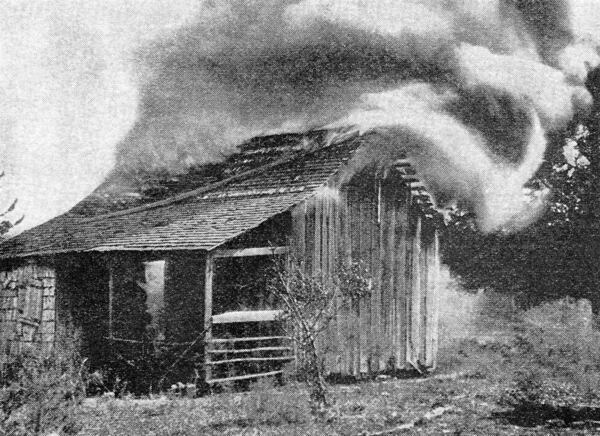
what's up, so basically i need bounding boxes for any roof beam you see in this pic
[212,246,288,258]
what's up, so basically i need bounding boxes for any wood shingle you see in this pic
[0,130,363,258]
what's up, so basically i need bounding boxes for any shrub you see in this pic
[501,369,584,410]
[268,258,370,412]
[499,298,600,424]
[0,332,86,435]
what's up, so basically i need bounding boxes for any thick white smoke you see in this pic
[114,0,600,232]
[332,84,548,230]
[3,0,600,232]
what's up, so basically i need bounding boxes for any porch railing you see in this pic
[205,309,295,385]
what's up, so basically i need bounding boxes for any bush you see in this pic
[0,333,86,435]
[268,258,371,412]
[499,298,600,425]
[514,299,600,398]
[501,369,585,410]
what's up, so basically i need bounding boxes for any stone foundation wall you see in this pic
[0,262,56,359]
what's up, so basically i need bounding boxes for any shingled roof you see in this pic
[0,129,371,258]
[0,128,439,259]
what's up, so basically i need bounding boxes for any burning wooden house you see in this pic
[0,129,440,385]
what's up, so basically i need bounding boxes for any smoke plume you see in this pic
[4,1,600,231]
[115,0,600,231]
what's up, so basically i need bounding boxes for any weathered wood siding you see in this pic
[0,262,56,363]
[290,167,440,376]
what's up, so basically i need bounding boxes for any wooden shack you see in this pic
[0,129,440,385]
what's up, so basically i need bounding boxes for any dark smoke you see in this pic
[112,0,600,231]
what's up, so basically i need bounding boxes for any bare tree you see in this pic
[0,173,23,236]
[268,259,370,412]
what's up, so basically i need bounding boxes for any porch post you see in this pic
[204,252,214,384]
[107,259,114,340]
[410,215,422,366]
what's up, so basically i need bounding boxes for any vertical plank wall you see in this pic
[289,168,440,377]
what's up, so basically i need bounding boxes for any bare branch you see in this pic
[0,199,17,218]
[267,256,371,412]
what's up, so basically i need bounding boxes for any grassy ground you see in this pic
[76,371,599,435]
[74,297,600,435]
[76,376,504,435]
[75,346,600,435]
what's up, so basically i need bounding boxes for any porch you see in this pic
[53,244,294,391]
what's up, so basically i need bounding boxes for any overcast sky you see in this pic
[0,1,201,230]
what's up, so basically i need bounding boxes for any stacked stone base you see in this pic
[0,263,55,363]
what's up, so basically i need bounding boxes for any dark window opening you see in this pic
[111,260,166,342]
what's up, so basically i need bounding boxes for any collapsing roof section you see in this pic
[0,129,435,259]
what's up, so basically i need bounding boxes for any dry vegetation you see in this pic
[5,296,600,435]
[66,297,600,435]
[0,332,86,436]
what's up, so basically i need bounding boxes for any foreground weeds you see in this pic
[442,297,600,431]
[79,381,318,436]
[496,299,600,428]
[79,372,535,435]
[72,297,600,434]
[0,334,86,436]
